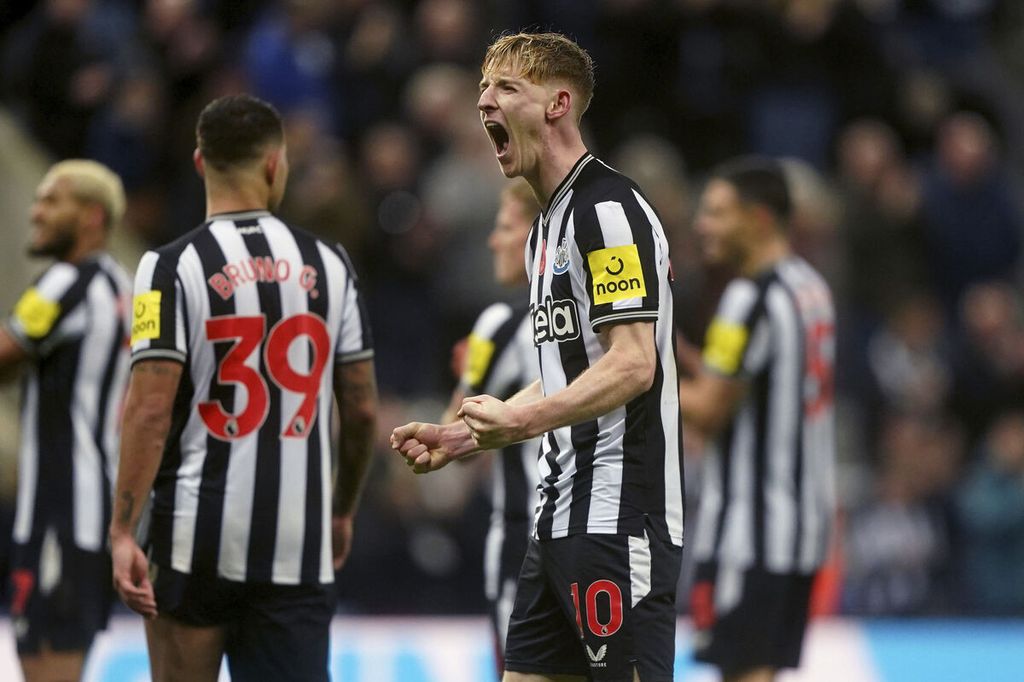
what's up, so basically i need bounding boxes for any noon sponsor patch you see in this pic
[13,288,60,339]
[131,291,162,345]
[463,332,495,387]
[588,244,646,305]
[703,318,749,375]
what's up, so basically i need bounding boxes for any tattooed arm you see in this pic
[110,359,182,617]
[330,358,378,570]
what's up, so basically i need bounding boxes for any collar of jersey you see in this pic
[207,209,272,222]
[544,152,594,219]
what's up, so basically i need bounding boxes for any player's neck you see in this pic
[531,133,588,209]
[741,236,790,278]
[62,234,105,265]
[204,180,272,218]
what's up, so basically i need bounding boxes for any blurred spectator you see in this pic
[950,282,1024,445]
[244,0,340,128]
[2,0,118,158]
[955,410,1024,615]
[843,412,962,615]
[921,112,1021,318]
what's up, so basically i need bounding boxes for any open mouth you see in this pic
[485,121,510,157]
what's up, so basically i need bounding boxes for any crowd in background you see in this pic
[2,0,1024,617]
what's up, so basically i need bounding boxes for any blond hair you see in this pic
[482,32,595,120]
[501,178,540,215]
[44,160,126,231]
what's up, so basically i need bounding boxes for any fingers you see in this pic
[389,422,421,449]
[114,574,157,618]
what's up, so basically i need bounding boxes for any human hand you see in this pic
[111,533,157,619]
[458,394,529,450]
[391,421,457,473]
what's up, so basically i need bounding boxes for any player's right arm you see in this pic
[110,359,182,618]
[110,249,188,617]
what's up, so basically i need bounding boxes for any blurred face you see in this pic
[488,194,534,286]
[694,179,752,269]
[28,174,82,259]
[478,65,553,179]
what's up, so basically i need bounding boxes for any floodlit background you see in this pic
[1,1,1024,680]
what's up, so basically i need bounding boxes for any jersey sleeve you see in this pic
[459,303,514,394]
[334,246,374,364]
[702,279,770,378]
[6,262,90,357]
[571,186,661,331]
[130,250,188,365]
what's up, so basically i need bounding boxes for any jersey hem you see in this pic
[337,348,374,363]
[591,310,659,331]
[131,348,187,365]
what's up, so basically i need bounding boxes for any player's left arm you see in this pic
[110,359,183,618]
[331,358,378,570]
[460,320,655,450]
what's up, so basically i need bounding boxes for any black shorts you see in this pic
[152,563,335,682]
[504,519,682,682]
[9,537,112,655]
[690,561,815,675]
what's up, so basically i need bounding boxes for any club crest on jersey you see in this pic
[533,297,580,345]
[552,237,570,274]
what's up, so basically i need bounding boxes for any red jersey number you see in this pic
[199,313,331,440]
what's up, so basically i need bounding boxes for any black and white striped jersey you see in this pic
[693,256,836,574]
[130,210,373,586]
[7,254,132,554]
[526,153,684,547]
[459,301,540,610]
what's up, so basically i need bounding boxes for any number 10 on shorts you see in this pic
[570,580,624,638]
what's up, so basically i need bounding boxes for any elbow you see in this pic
[343,400,377,431]
[626,354,656,398]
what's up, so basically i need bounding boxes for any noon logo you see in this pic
[588,244,647,305]
[532,297,580,345]
[131,291,162,345]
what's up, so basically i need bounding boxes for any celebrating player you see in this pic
[0,160,131,682]
[679,158,836,682]
[109,95,377,682]
[392,32,683,682]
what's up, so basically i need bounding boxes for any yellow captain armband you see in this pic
[462,332,496,388]
[13,288,61,339]
[588,244,647,305]
[130,291,162,345]
[703,319,749,375]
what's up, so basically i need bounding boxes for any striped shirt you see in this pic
[459,302,541,600]
[8,254,132,554]
[527,153,684,546]
[693,256,836,574]
[130,211,373,585]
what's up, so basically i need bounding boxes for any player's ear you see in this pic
[265,147,281,187]
[193,149,205,178]
[546,87,573,122]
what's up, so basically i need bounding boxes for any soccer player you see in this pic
[444,179,541,672]
[392,32,683,682]
[679,158,836,682]
[0,160,131,682]
[108,95,377,682]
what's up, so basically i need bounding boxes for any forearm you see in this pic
[110,404,170,538]
[333,410,376,517]
[506,379,543,407]
[520,345,650,439]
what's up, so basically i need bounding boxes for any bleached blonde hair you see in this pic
[44,159,126,231]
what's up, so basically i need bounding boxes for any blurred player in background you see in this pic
[443,179,540,673]
[679,158,836,682]
[109,95,377,682]
[393,32,683,682]
[0,161,131,682]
